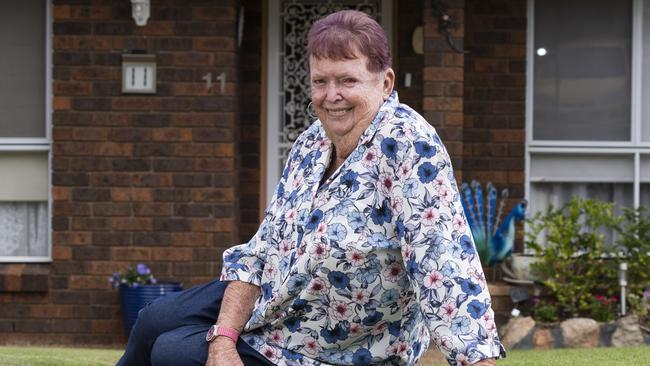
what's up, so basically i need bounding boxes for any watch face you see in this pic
[205,325,217,342]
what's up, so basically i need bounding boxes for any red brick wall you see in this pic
[464,0,526,203]
[422,0,466,179]
[0,0,241,346]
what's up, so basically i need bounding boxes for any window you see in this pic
[0,0,51,262]
[527,0,650,227]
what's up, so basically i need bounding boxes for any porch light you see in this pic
[536,48,547,56]
[619,262,627,316]
[131,0,150,26]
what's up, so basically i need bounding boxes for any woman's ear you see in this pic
[383,68,396,100]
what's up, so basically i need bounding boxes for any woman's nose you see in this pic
[324,83,342,102]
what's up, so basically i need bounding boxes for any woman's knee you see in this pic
[151,330,207,366]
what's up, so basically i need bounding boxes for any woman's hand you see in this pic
[205,338,243,366]
[472,358,496,366]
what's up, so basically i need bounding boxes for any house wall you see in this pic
[464,0,527,208]
[0,0,527,347]
[0,0,242,346]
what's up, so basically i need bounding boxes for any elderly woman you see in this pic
[117,10,505,366]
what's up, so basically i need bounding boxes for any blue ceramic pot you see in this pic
[119,282,183,334]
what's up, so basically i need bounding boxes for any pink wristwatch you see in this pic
[205,324,239,343]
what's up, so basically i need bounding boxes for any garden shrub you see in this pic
[526,197,619,319]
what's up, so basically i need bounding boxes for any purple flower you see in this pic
[136,263,151,276]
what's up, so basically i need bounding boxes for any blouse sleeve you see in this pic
[397,131,506,365]
[220,134,306,286]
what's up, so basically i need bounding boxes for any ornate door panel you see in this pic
[265,0,392,202]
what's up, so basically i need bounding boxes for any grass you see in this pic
[431,346,650,366]
[0,346,122,366]
[0,345,649,365]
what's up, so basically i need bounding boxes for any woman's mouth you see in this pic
[326,108,352,117]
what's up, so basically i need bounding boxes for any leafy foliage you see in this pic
[526,197,619,319]
[614,207,650,294]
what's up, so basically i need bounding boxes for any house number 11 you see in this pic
[202,72,226,94]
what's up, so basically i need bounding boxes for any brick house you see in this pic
[0,0,642,347]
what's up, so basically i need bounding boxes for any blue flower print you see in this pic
[441,261,460,278]
[291,298,313,314]
[395,218,405,239]
[347,211,367,231]
[297,209,310,226]
[403,178,418,198]
[327,223,347,242]
[306,209,324,231]
[368,232,391,248]
[450,315,471,335]
[321,321,350,343]
[275,183,285,199]
[362,311,383,326]
[340,171,360,192]
[381,137,398,159]
[370,200,392,225]
[299,152,313,169]
[415,141,436,158]
[467,299,488,319]
[460,235,475,255]
[417,162,439,183]
[460,278,482,296]
[282,348,304,361]
[352,348,373,366]
[328,271,350,289]
[388,320,401,337]
[261,283,273,300]
[287,273,310,294]
[380,289,399,305]
[284,316,301,332]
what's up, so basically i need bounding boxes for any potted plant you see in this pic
[110,263,183,334]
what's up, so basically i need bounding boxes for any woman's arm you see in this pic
[205,281,261,366]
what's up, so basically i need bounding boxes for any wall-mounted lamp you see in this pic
[131,0,150,27]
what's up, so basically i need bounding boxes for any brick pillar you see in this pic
[422,0,466,182]
[463,0,526,201]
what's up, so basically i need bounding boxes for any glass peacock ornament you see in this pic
[460,181,527,267]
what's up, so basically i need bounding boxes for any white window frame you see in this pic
[526,0,645,214]
[0,0,52,263]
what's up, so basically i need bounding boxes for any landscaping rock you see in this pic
[532,328,554,349]
[561,318,599,348]
[500,316,535,349]
[612,315,645,347]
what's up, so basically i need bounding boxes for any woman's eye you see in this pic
[312,80,325,86]
[343,78,357,85]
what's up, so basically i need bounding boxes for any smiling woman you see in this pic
[116,9,503,366]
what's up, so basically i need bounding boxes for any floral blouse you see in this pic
[221,92,506,366]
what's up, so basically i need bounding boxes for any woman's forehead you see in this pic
[309,55,373,77]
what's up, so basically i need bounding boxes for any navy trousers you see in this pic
[116,279,274,366]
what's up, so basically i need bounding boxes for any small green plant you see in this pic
[526,197,619,319]
[587,295,618,322]
[614,207,650,312]
[627,292,648,318]
[532,298,559,323]
[109,263,157,288]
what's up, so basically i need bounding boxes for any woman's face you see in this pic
[309,53,394,143]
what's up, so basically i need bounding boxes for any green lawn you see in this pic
[0,346,123,366]
[0,345,649,365]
